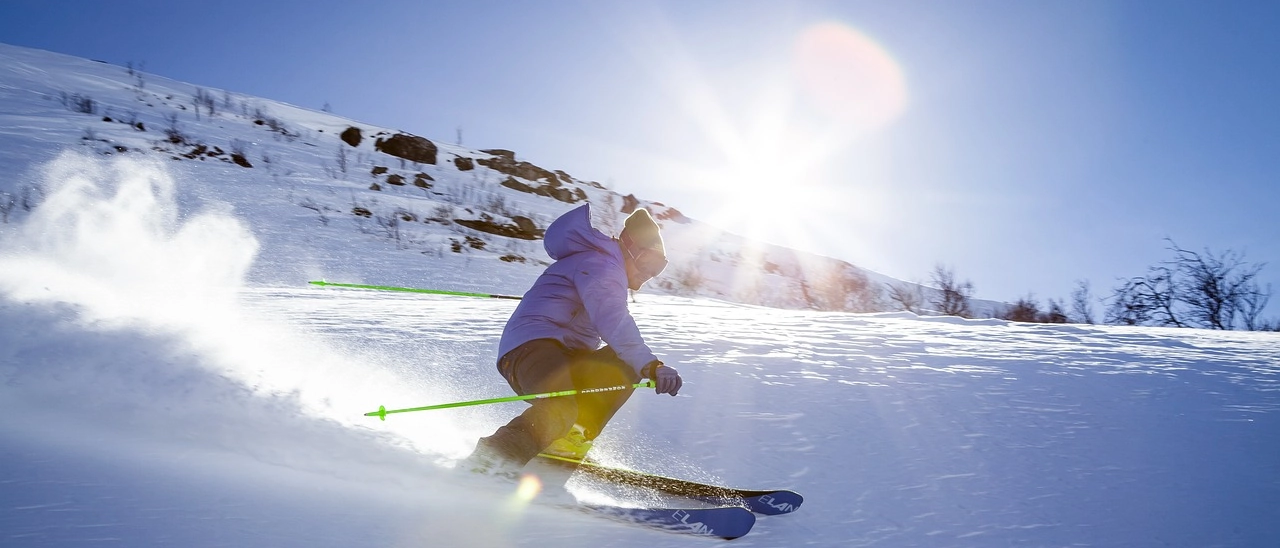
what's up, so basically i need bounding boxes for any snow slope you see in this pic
[0,41,1002,315]
[2,42,1280,547]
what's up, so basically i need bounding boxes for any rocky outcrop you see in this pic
[374,133,437,165]
[454,214,544,240]
[340,126,362,147]
[621,194,640,214]
[500,177,586,204]
[414,173,433,189]
[477,152,557,183]
[654,204,690,224]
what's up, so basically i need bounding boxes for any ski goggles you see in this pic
[624,243,668,279]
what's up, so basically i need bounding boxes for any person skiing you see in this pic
[463,203,682,475]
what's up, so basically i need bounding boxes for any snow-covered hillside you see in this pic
[2,42,1279,547]
[0,41,971,315]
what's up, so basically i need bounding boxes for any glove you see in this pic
[643,361,682,396]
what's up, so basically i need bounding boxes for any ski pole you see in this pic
[365,380,657,421]
[308,280,522,300]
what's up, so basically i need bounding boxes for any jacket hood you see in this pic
[543,204,618,261]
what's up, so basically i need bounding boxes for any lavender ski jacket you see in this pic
[496,204,658,375]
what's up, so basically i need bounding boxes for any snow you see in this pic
[2,42,1280,547]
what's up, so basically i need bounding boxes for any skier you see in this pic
[463,203,682,475]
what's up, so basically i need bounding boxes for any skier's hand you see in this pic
[644,361,682,396]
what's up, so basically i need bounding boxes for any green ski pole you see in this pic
[365,380,657,421]
[309,280,522,300]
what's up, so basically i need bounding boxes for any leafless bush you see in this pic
[1070,279,1096,324]
[998,294,1069,324]
[1170,241,1269,330]
[807,264,881,312]
[930,264,974,318]
[335,145,349,176]
[999,296,1042,323]
[376,214,407,248]
[123,60,147,97]
[1105,239,1270,330]
[886,282,925,313]
[1042,299,1069,323]
[194,87,216,119]
[162,112,187,144]
[1106,267,1177,327]
[60,92,97,114]
[298,197,330,226]
[671,263,705,294]
[429,203,454,224]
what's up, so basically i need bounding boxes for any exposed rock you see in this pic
[374,133,437,165]
[621,194,640,214]
[386,174,405,186]
[499,177,585,204]
[654,206,690,224]
[454,216,544,240]
[480,149,515,159]
[477,154,556,183]
[371,166,388,175]
[500,177,536,194]
[511,215,537,235]
[454,157,474,171]
[340,126,362,147]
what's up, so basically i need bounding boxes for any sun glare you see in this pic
[606,10,909,256]
[685,21,909,250]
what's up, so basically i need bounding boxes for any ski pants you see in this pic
[475,338,640,466]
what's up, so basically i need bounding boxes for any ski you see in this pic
[537,453,803,516]
[577,502,755,540]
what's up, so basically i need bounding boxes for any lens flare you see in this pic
[793,22,909,131]
[515,473,542,502]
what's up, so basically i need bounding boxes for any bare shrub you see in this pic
[1000,296,1042,323]
[886,282,925,314]
[60,92,97,114]
[1105,239,1270,330]
[930,264,974,318]
[671,263,705,294]
[194,87,216,118]
[1070,279,1096,324]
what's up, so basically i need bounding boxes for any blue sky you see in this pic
[2,0,1277,318]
